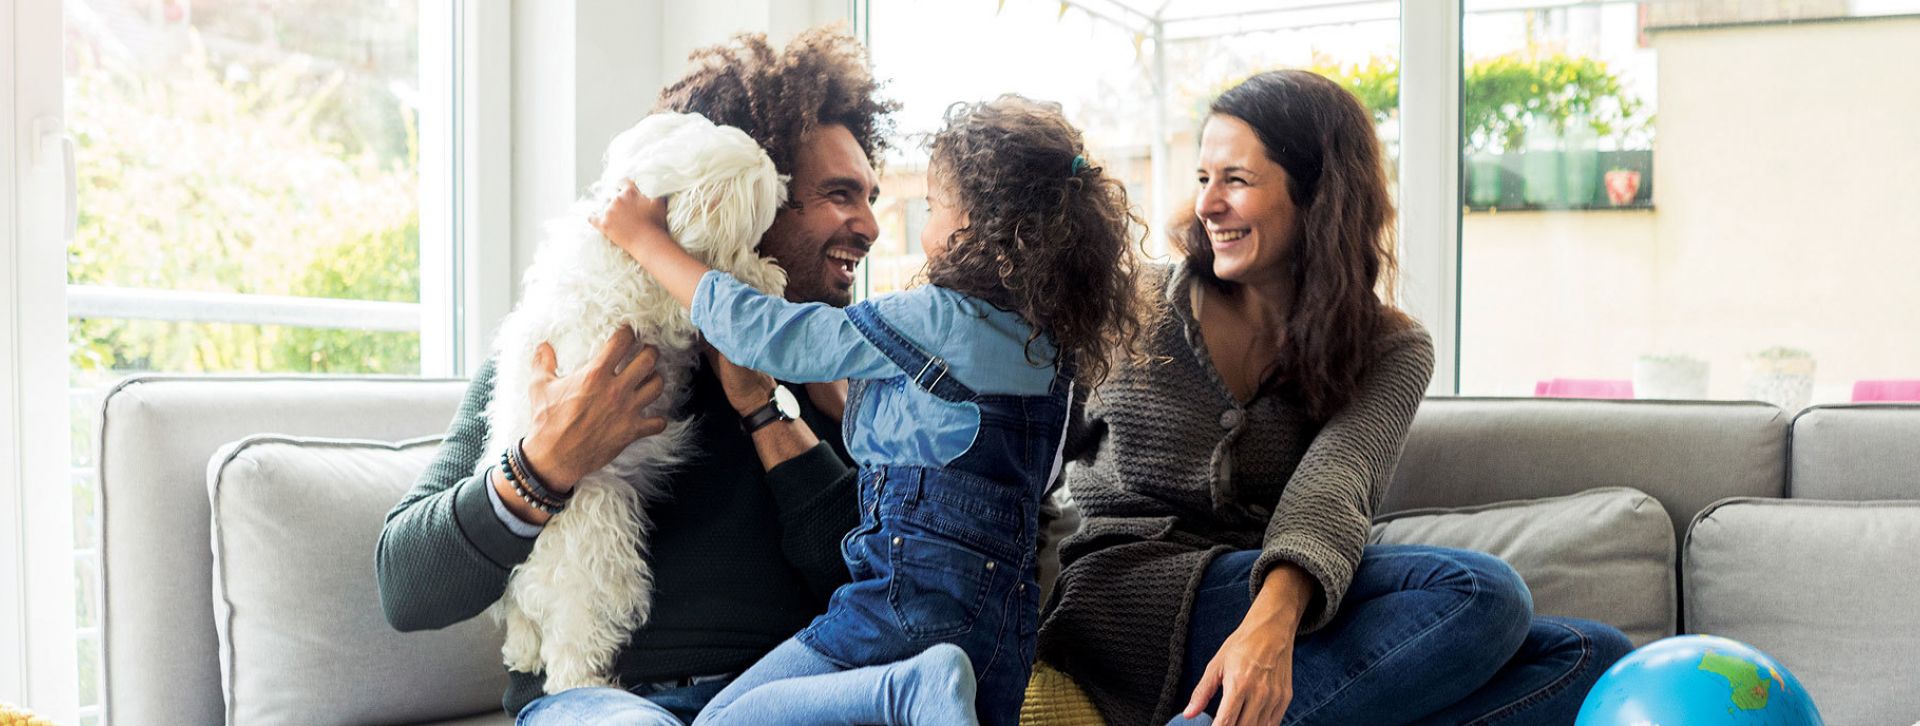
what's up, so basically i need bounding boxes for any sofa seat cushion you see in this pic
[1684,498,1920,725]
[209,435,507,726]
[1371,487,1675,646]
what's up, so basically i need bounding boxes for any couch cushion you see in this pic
[98,375,467,726]
[1371,487,1675,646]
[1684,498,1920,725]
[1387,398,1788,543]
[1789,404,1920,500]
[209,435,507,726]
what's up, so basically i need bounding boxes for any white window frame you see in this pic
[424,0,514,377]
[5,0,79,719]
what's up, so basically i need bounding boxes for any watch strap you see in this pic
[740,398,791,434]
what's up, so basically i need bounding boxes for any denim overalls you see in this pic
[794,300,1070,726]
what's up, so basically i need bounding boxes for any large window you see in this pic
[58,1,451,721]
[1457,1,1920,410]
[862,0,1402,294]
[863,0,1920,412]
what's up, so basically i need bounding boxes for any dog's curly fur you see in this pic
[479,112,787,693]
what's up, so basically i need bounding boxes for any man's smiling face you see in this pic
[758,124,881,307]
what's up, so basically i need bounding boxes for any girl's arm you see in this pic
[591,179,709,308]
[589,179,897,383]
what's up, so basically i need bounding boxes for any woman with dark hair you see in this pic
[1036,70,1632,725]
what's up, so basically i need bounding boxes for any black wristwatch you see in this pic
[740,385,800,435]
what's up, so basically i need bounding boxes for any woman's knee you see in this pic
[1364,546,1533,649]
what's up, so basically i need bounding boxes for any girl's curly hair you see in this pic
[654,26,899,186]
[926,95,1146,389]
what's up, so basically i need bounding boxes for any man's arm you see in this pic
[762,426,859,601]
[705,349,858,601]
[376,360,536,631]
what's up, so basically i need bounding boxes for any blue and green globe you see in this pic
[1576,635,1823,725]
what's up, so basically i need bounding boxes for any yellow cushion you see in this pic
[1020,660,1106,726]
[0,702,56,726]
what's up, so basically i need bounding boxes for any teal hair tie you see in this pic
[1071,154,1088,175]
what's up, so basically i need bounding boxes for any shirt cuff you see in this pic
[689,269,726,330]
[483,467,544,538]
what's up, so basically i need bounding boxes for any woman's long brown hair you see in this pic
[1180,70,1410,420]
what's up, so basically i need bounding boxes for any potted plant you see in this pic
[1744,346,1816,412]
[1522,124,1565,207]
[1467,154,1505,208]
[1633,354,1709,399]
[1562,114,1600,207]
[1605,167,1642,206]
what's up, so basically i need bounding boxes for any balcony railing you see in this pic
[65,285,422,331]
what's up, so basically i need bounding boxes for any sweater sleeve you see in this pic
[375,359,537,631]
[1249,326,1435,632]
[763,440,859,600]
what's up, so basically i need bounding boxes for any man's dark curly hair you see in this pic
[653,26,898,189]
[926,95,1146,389]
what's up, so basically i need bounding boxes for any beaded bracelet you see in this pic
[509,438,572,503]
[500,451,566,514]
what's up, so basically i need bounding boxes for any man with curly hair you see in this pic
[376,26,897,724]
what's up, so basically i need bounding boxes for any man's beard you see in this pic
[767,230,864,308]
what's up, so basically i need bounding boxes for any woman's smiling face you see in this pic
[1194,113,1300,285]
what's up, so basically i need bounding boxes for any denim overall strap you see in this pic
[844,301,979,403]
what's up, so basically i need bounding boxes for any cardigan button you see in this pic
[1218,409,1244,430]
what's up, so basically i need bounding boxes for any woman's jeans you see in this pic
[1172,545,1632,725]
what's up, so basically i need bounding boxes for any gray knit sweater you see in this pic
[1036,261,1434,725]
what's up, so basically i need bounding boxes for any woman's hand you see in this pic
[520,327,670,491]
[1183,564,1317,726]
[589,179,673,260]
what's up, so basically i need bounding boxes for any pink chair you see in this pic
[1851,379,1920,402]
[1534,378,1635,399]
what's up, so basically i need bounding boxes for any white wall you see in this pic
[507,0,853,305]
[1459,16,1920,403]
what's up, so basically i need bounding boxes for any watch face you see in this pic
[772,386,801,419]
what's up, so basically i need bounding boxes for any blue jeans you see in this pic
[1171,546,1632,725]
[692,638,978,725]
[516,678,732,726]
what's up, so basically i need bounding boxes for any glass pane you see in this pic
[65,0,424,372]
[1458,1,1920,409]
[865,1,1402,293]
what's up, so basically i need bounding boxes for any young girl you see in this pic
[591,95,1142,726]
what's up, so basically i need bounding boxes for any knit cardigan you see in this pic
[1036,261,1434,725]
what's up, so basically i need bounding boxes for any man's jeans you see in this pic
[516,678,731,726]
[1170,545,1633,725]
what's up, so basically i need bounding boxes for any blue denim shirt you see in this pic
[691,270,1058,468]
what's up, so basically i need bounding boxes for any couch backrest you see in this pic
[98,375,466,726]
[1788,403,1920,500]
[1385,398,1790,542]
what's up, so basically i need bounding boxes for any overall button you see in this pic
[1218,409,1244,430]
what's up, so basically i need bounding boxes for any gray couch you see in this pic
[96,377,1920,725]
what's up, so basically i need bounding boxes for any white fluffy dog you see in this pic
[479,112,788,693]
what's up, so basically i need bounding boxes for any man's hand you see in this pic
[1182,564,1315,726]
[520,327,669,491]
